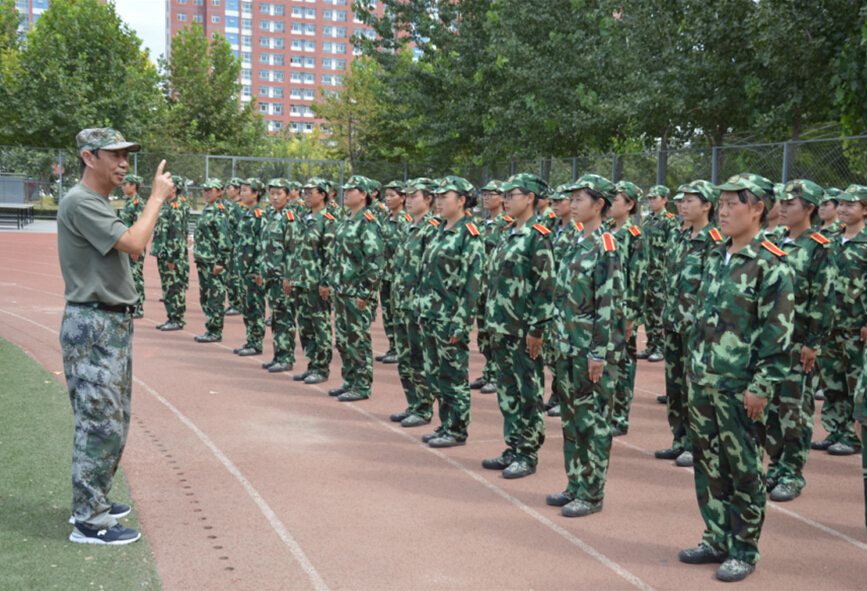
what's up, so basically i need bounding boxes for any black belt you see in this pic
[70,302,135,315]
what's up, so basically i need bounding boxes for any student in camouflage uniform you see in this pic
[291,177,337,385]
[375,180,411,364]
[761,180,836,502]
[172,176,191,292]
[654,181,722,468]
[233,179,268,356]
[480,173,554,478]
[287,180,307,217]
[608,181,647,437]
[389,178,440,427]
[258,179,298,372]
[221,177,245,316]
[119,174,146,318]
[471,180,511,395]
[765,184,785,241]
[192,179,232,342]
[817,187,844,237]
[533,189,559,231]
[639,185,677,362]
[811,184,867,456]
[416,176,484,447]
[150,176,188,330]
[546,174,625,518]
[321,175,384,401]
[679,173,795,582]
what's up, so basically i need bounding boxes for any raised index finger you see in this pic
[155,159,166,177]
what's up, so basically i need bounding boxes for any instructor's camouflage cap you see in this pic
[226,177,245,188]
[202,178,225,190]
[501,173,549,197]
[676,180,719,204]
[170,175,184,189]
[434,175,474,196]
[714,173,776,212]
[839,184,867,203]
[780,180,824,207]
[480,180,503,193]
[383,179,407,193]
[287,180,302,191]
[565,174,616,201]
[822,187,843,203]
[123,174,143,185]
[241,178,263,192]
[405,177,437,193]
[341,174,376,194]
[614,180,644,202]
[302,177,331,193]
[549,184,571,201]
[267,178,292,190]
[646,185,670,199]
[76,128,141,154]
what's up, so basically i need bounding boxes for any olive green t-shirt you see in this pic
[57,183,137,306]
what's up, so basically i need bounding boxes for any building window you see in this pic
[178,0,186,3]
[241,1,252,12]
[268,120,283,131]
[291,6,302,17]
[274,55,284,65]
[322,74,343,85]
[241,52,252,64]
[260,70,270,80]
[259,2,268,12]
[290,55,302,66]
[242,35,252,47]
[354,27,376,39]
[291,22,302,34]
[259,37,270,47]
[323,25,346,37]
[259,53,270,63]
[305,24,315,34]
[274,4,284,15]
[275,71,284,81]
[304,8,315,18]
[259,102,269,114]
[177,12,187,21]
[242,85,252,97]
[212,0,220,5]
[194,0,203,5]
[274,104,283,115]
[241,18,252,29]
[241,68,252,81]
[322,42,346,54]
[211,15,220,23]
[193,14,203,22]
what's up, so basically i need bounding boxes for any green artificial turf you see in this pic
[0,338,161,590]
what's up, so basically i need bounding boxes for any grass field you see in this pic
[0,338,161,590]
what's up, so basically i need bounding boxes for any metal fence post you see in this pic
[57,149,63,202]
[205,155,209,181]
[338,161,345,206]
[782,142,791,183]
[611,154,618,183]
[133,152,138,176]
[572,157,578,182]
[232,157,236,177]
[288,161,292,181]
[656,150,664,186]
[404,162,408,182]
[711,147,720,185]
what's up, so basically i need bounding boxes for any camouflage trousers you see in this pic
[379,279,396,352]
[761,352,811,491]
[643,275,665,352]
[241,274,265,350]
[421,319,471,440]
[179,252,190,289]
[60,304,133,529]
[394,310,434,420]
[333,294,373,398]
[555,355,614,503]
[476,294,497,383]
[196,262,226,337]
[664,331,692,453]
[817,329,864,448]
[129,253,145,314]
[611,332,638,433]
[264,278,296,364]
[491,333,546,465]
[225,258,243,311]
[296,286,332,377]
[542,327,561,408]
[157,257,186,325]
[688,382,767,565]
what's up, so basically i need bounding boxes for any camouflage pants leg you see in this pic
[179,252,190,290]
[612,333,638,433]
[491,333,546,465]
[130,254,145,313]
[556,355,614,502]
[158,258,186,325]
[333,295,373,397]
[764,353,808,490]
[476,295,497,383]
[421,319,471,440]
[643,276,665,352]
[196,262,226,337]
[688,382,766,565]
[241,274,266,350]
[664,331,691,453]
[543,335,561,408]
[264,278,295,364]
[380,280,396,352]
[295,286,332,377]
[60,304,132,529]
[394,313,434,420]
[819,330,863,448]
[226,259,243,311]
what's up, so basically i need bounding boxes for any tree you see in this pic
[831,3,867,136]
[158,24,265,155]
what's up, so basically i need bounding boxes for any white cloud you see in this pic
[114,0,166,62]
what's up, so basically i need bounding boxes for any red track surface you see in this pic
[1,231,864,590]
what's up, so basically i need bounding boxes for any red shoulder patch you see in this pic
[172,202,178,209]
[548,210,556,218]
[403,213,413,222]
[323,212,336,221]
[708,228,723,242]
[466,222,480,236]
[601,232,616,252]
[503,215,514,222]
[180,197,187,202]
[363,211,376,221]
[254,208,262,218]
[286,210,295,221]
[573,221,584,231]
[627,225,641,237]
[761,240,787,257]
[810,232,830,245]
[664,212,675,218]
[378,202,387,210]
[532,223,551,235]
[428,218,441,227]
[217,203,226,210]
[133,199,139,205]
[298,199,305,207]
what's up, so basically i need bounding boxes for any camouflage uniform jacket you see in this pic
[177,195,191,234]
[150,199,187,261]
[327,199,344,220]
[815,219,844,238]
[414,214,484,340]
[484,221,555,339]
[193,203,232,265]
[324,206,384,301]
[764,225,787,242]
[220,198,244,235]
[381,209,413,283]
[641,210,678,276]
[119,195,145,228]
[552,227,625,361]
[291,208,337,290]
[610,221,648,322]
[829,225,867,332]
[372,200,390,219]
[289,199,309,219]
[258,207,297,280]
[770,228,837,352]
[482,211,514,258]
[662,224,725,335]
[233,204,266,277]
[533,207,559,231]
[689,231,796,399]
[393,212,440,316]
[552,219,582,266]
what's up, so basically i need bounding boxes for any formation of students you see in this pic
[117,171,867,583]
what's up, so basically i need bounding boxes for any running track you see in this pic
[0,231,864,590]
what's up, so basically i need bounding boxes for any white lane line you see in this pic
[0,282,66,298]
[0,308,329,591]
[767,502,867,551]
[0,266,61,278]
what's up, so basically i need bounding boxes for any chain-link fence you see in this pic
[4,136,867,217]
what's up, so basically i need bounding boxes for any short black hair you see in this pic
[736,189,769,226]
[584,188,611,218]
[78,149,101,175]
[462,190,478,210]
[797,197,820,226]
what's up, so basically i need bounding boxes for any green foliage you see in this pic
[831,4,867,136]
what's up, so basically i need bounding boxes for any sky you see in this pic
[114,0,166,62]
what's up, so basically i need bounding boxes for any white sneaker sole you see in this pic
[69,530,141,545]
[68,506,131,524]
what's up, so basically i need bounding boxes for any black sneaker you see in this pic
[69,523,141,545]
[303,373,327,385]
[327,387,347,397]
[194,334,221,343]
[262,360,277,369]
[237,347,262,356]
[421,430,444,443]
[268,362,293,373]
[68,502,131,525]
[547,405,561,417]
[828,442,860,455]
[390,411,410,423]
[225,308,242,316]
[769,483,800,502]
[469,377,488,390]
[647,350,664,362]
[293,370,312,382]
[481,452,514,470]
[811,439,834,451]
[337,391,368,402]
[381,351,399,364]
[678,544,726,564]
[561,499,603,517]
[654,447,683,460]
[716,559,755,582]
[160,322,183,331]
[675,451,694,467]
[233,345,249,354]
[480,382,498,394]
[636,349,651,360]
[400,414,430,428]
[656,395,668,404]
[502,460,536,479]
[375,353,385,362]
[545,490,577,507]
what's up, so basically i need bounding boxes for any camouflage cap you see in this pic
[614,180,644,202]
[839,184,867,203]
[822,187,843,203]
[565,174,616,201]
[170,175,184,189]
[341,174,376,194]
[76,127,141,154]
[202,178,225,190]
[123,174,143,185]
[549,184,571,201]
[480,180,503,193]
[773,183,785,203]
[500,173,549,197]
[646,185,670,199]
[302,177,331,193]
[714,173,776,211]
[671,191,684,201]
[405,177,437,193]
[286,180,302,191]
[780,179,824,207]
[226,177,245,188]
[241,178,263,192]
[383,179,407,193]
[267,178,292,190]
[433,175,475,196]
[676,179,719,204]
